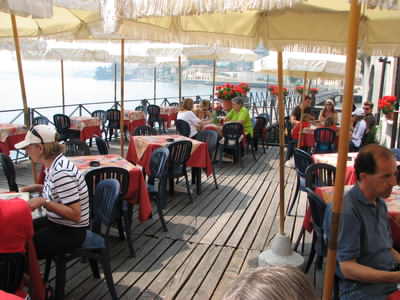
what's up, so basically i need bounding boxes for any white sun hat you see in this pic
[15,125,57,149]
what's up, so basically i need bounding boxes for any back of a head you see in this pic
[181,98,194,111]
[223,266,317,300]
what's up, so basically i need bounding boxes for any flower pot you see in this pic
[222,99,233,112]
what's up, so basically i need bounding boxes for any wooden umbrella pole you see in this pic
[119,39,125,157]
[11,14,37,183]
[153,67,157,103]
[297,71,308,148]
[277,51,286,234]
[11,14,29,127]
[322,1,361,299]
[61,60,65,115]
[178,56,182,104]
[212,59,216,103]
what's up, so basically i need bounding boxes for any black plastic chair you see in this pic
[105,109,121,141]
[148,147,170,231]
[175,119,191,137]
[0,154,18,192]
[314,128,336,153]
[216,110,226,117]
[258,113,270,126]
[287,149,313,216]
[303,187,327,275]
[219,123,244,167]
[0,253,25,294]
[147,105,164,133]
[133,125,157,136]
[91,110,107,138]
[294,163,336,253]
[64,140,91,157]
[95,136,109,155]
[253,116,268,153]
[169,102,179,107]
[32,116,50,125]
[44,179,119,300]
[167,141,193,202]
[196,130,218,189]
[53,114,80,141]
[134,106,145,112]
[84,167,134,257]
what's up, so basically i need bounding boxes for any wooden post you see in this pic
[119,39,125,157]
[212,59,216,102]
[61,60,65,115]
[277,51,286,235]
[114,63,117,105]
[154,67,157,104]
[11,14,29,127]
[322,1,361,299]
[297,71,308,148]
[178,56,182,104]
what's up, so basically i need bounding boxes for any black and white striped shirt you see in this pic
[43,154,89,227]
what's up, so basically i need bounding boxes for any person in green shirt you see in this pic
[225,96,253,137]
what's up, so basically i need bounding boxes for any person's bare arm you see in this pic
[290,115,299,125]
[29,198,81,223]
[20,184,43,193]
[340,260,400,283]
[391,248,400,264]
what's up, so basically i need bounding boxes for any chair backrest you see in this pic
[196,130,218,158]
[32,116,49,126]
[134,106,145,112]
[305,187,326,229]
[95,137,109,155]
[147,105,161,120]
[305,163,336,190]
[175,119,191,137]
[91,179,121,236]
[106,109,121,122]
[167,141,192,174]
[257,113,270,126]
[216,110,226,117]
[293,149,313,177]
[133,125,157,136]
[169,102,179,107]
[64,140,91,157]
[84,167,129,220]
[53,114,71,132]
[314,128,336,153]
[91,110,106,125]
[254,116,267,138]
[149,147,170,181]
[222,123,243,142]
[0,253,25,294]
[0,154,18,192]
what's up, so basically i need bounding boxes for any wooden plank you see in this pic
[174,245,222,300]
[211,248,248,300]
[193,246,235,300]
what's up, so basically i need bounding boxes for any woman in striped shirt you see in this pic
[16,125,89,259]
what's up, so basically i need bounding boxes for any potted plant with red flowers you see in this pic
[296,85,304,94]
[378,95,398,120]
[215,83,250,111]
[268,85,288,97]
[309,88,319,95]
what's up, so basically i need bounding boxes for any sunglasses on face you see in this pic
[29,127,44,144]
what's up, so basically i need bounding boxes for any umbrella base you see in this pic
[258,233,304,267]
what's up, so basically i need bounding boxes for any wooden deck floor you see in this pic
[1,142,318,300]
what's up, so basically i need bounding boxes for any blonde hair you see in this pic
[181,98,194,111]
[42,141,65,160]
[200,99,211,110]
[302,113,313,122]
[223,266,317,300]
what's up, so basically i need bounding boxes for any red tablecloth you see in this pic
[0,133,26,156]
[160,113,177,128]
[301,127,339,148]
[312,152,358,185]
[124,119,146,134]
[126,135,213,177]
[38,155,152,222]
[70,117,101,141]
[303,185,400,248]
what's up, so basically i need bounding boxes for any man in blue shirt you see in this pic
[335,144,400,299]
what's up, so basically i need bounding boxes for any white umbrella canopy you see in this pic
[254,51,361,80]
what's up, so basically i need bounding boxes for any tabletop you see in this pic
[0,124,27,142]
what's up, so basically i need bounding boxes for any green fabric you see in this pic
[226,107,253,136]
[363,126,377,145]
